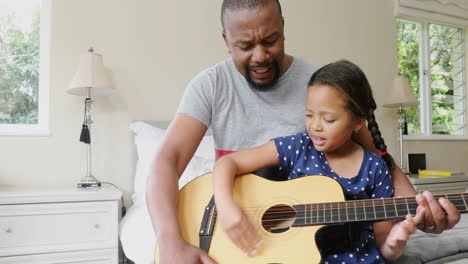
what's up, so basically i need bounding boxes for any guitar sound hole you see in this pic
[261,204,296,234]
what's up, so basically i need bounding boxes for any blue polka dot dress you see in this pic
[274,132,394,264]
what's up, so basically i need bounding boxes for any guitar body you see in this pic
[155,173,346,264]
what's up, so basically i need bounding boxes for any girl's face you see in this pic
[306,84,364,153]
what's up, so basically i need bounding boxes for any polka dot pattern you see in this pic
[274,132,393,263]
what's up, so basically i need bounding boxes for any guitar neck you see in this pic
[292,193,468,226]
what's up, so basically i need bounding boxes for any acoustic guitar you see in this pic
[155,173,468,263]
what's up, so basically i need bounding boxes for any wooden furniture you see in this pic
[409,174,468,194]
[0,184,121,264]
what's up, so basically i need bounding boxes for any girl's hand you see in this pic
[380,214,417,260]
[217,201,263,256]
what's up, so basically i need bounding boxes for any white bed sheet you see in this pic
[119,203,156,264]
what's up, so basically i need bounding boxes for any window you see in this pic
[0,0,49,135]
[397,20,466,139]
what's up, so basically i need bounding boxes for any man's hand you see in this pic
[158,237,217,264]
[415,191,461,233]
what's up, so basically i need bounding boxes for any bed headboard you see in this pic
[130,120,215,205]
[142,120,172,129]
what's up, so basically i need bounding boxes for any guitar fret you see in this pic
[339,202,346,223]
[448,193,467,212]
[395,198,408,218]
[387,198,397,218]
[338,202,341,223]
[355,200,366,221]
[346,201,349,222]
[323,203,325,223]
[323,203,326,224]
[463,193,468,210]
[316,203,319,224]
[353,200,357,221]
[375,199,385,220]
[405,198,410,214]
[364,200,374,220]
[363,201,367,220]
[304,204,308,225]
[332,202,339,223]
[408,199,418,215]
[372,199,376,220]
[383,199,387,218]
[309,204,312,225]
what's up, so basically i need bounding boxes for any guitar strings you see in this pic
[213,193,467,212]
[211,206,468,229]
[208,194,468,223]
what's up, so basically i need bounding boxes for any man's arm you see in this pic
[146,113,215,264]
[355,126,460,233]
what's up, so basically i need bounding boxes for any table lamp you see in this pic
[383,75,418,172]
[67,48,113,188]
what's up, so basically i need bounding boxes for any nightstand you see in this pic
[409,174,468,194]
[0,184,122,264]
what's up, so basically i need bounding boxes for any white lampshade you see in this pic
[67,49,113,97]
[383,75,419,108]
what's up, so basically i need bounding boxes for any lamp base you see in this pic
[77,175,101,188]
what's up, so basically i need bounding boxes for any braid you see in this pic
[309,60,396,170]
[366,98,396,170]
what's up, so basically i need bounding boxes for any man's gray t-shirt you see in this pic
[177,57,316,159]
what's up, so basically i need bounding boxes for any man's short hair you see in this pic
[221,0,282,31]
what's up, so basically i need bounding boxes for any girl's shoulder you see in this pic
[362,148,389,170]
[274,131,310,144]
[274,131,314,156]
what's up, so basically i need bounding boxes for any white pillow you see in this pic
[130,121,215,206]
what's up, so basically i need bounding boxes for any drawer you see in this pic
[413,182,468,194]
[0,248,117,264]
[0,201,118,257]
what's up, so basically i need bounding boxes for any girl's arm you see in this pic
[213,140,279,256]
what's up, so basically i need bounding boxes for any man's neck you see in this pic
[280,54,293,77]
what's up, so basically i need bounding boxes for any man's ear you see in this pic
[281,16,285,41]
[222,31,230,54]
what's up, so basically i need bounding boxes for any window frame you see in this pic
[0,0,50,136]
[397,18,468,140]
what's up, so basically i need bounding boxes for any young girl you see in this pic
[213,60,422,263]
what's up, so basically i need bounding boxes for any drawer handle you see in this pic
[94,224,100,229]
[5,228,12,234]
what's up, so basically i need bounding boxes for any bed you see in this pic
[119,121,215,264]
[119,121,468,264]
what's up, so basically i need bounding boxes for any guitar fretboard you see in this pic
[292,193,468,226]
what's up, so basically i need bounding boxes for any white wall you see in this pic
[0,0,465,205]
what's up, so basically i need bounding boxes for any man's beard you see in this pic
[245,60,281,91]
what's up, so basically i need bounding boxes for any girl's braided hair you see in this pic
[308,60,395,170]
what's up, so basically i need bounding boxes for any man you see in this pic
[146,1,461,263]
